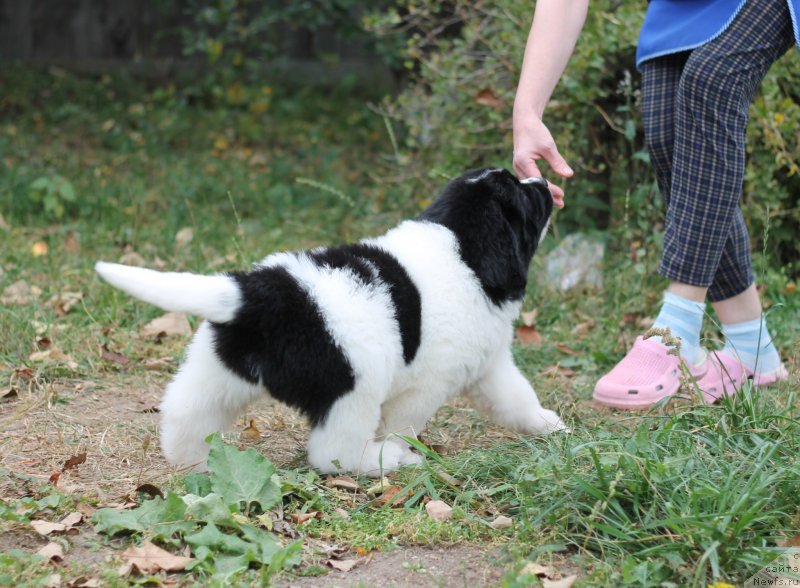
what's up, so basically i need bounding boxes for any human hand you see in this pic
[512,113,573,208]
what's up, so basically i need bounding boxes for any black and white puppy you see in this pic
[96,167,566,476]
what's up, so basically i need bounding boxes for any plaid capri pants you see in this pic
[641,0,794,302]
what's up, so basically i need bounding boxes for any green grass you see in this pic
[1,66,799,587]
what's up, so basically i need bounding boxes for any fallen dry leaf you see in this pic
[119,250,145,266]
[135,483,164,500]
[60,512,84,527]
[290,511,322,525]
[175,227,194,248]
[76,503,96,518]
[0,212,9,230]
[51,291,83,316]
[540,365,577,378]
[63,232,80,254]
[326,558,358,572]
[543,575,578,588]
[520,309,538,327]
[779,534,800,548]
[365,477,392,497]
[374,485,406,507]
[1,387,18,401]
[249,152,269,167]
[432,468,462,487]
[516,325,542,346]
[555,343,578,356]
[425,500,453,521]
[141,312,192,338]
[520,562,553,578]
[240,419,262,441]
[143,356,174,371]
[474,88,504,110]
[32,241,49,256]
[68,578,101,588]
[490,515,513,529]
[14,367,35,381]
[326,475,361,493]
[28,348,79,370]
[122,540,193,573]
[333,507,350,519]
[36,542,64,562]
[31,520,67,536]
[100,347,130,366]
[570,319,596,338]
[1,280,42,305]
[62,452,87,471]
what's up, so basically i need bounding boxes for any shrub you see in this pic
[371,0,800,276]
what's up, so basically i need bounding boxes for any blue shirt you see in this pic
[637,0,800,67]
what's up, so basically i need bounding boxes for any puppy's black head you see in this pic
[418,167,553,305]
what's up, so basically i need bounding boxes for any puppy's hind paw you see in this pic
[400,451,424,466]
[357,440,407,477]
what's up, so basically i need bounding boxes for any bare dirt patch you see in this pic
[279,545,508,588]
[2,366,562,586]
[2,364,545,501]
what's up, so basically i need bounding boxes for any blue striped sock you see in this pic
[652,292,706,365]
[721,317,782,374]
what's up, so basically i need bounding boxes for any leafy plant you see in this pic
[370,0,800,277]
[28,174,77,219]
[178,0,402,101]
[92,434,301,582]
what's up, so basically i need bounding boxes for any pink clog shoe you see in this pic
[689,350,747,403]
[593,336,704,409]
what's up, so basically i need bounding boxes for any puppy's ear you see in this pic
[419,179,530,305]
[467,202,530,304]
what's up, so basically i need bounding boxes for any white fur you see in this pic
[465,168,504,183]
[95,262,241,323]
[97,220,566,477]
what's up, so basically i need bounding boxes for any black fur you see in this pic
[309,244,422,364]
[418,168,553,305]
[211,266,355,425]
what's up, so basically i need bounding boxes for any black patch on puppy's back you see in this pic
[211,266,355,425]
[310,243,421,364]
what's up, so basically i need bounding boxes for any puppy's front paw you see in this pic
[528,408,570,435]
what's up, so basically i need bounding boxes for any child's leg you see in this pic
[594,0,793,408]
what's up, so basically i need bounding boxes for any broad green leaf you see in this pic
[184,472,212,497]
[239,523,283,563]
[29,177,51,191]
[183,492,234,524]
[184,521,252,555]
[43,193,59,213]
[92,492,194,538]
[212,553,253,578]
[206,434,281,514]
[267,540,303,575]
[58,179,76,201]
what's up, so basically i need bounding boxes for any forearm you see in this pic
[513,0,589,119]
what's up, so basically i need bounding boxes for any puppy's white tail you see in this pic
[95,261,242,323]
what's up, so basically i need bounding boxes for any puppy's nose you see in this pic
[520,176,548,188]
